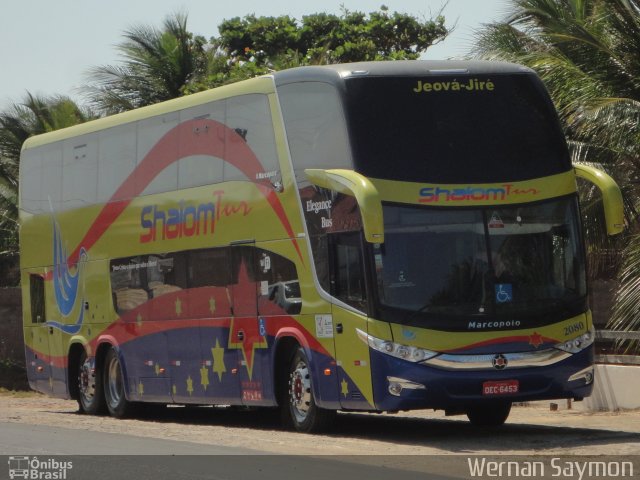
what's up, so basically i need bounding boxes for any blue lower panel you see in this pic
[118,326,341,408]
[308,348,341,410]
[24,346,69,399]
[370,347,594,411]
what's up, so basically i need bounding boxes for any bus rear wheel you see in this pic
[103,347,136,418]
[77,350,105,414]
[283,347,335,433]
[466,401,512,427]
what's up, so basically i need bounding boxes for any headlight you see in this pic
[554,327,595,353]
[356,329,438,363]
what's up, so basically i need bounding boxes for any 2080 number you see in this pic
[564,322,585,336]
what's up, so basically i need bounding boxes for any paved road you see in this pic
[0,421,255,455]
[1,395,639,479]
[2,421,638,480]
[0,422,462,480]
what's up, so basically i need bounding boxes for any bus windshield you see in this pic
[344,74,571,184]
[373,197,587,327]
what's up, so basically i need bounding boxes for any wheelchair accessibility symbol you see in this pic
[495,284,513,303]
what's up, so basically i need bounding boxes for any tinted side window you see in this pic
[330,232,367,312]
[110,245,301,317]
[186,247,233,318]
[111,256,147,313]
[29,274,45,323]
[188,248,231,288]
[110,253,187,314]
[254,248,301,315]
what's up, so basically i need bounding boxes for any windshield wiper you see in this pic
[402,302,434,325]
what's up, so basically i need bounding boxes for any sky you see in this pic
[0,0,511,111]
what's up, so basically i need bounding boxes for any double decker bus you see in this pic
[20,61,623,431]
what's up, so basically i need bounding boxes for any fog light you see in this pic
[387,376,426,397]
[568,366,594,384]
[389,382,403,396]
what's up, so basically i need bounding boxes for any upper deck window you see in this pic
[20,94,280,213]
[343,74,571,184]
[278,82,352,182]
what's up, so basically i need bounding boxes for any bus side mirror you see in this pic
[574,164,624,236]
[304,169,384,243]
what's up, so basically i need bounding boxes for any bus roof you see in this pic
[272,60,534,86]
[21,60,533,151]
[21,75,275,151]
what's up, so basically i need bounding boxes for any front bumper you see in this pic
[370,345,594,411]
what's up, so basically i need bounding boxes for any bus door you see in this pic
[254,241,303,406]
[328,232,373,409]
[229,244,269,405]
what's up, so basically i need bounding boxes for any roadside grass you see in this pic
[0,387,35,397]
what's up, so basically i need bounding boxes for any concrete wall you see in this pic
[0,287,24,366]
[581,364,640,411]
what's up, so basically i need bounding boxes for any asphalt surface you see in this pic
[1,395,639,479]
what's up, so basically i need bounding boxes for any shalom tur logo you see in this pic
[140,190,251,243]
[418,185,540,203]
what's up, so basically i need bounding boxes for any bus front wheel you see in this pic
[283,347,335,432]
[466,402,512,427]
[103,347,136,418]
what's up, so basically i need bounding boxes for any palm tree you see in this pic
[473,0,640,353]
[0,93,94,285]
[84,12,208,114]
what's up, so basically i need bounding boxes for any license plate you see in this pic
[482,380,519,395]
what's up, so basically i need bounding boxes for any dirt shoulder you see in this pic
[1,392,639,456]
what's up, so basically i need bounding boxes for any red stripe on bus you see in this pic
[442,335,558,353]
[67,119,302,265]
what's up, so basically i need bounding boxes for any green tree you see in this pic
[0,93,93,285]
[190,6,449,90]
[473,0,640,352]
[219,7,447,63]
[84,12,208,114]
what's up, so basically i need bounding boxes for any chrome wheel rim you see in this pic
[289,359,311,423]
[79,357,95,405]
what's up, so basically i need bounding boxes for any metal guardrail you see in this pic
[595,354,640,365]
[594,330,640,365]
[596,330,640,341]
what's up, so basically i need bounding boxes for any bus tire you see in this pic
[77,350,105,415]
[283,347,335,433]
[466,401,512,427]
[103,347,136,418]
